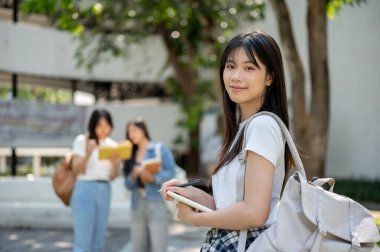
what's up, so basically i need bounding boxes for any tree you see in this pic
[0,85,71,104]
[269,0,364,178]
[20,0,265,175]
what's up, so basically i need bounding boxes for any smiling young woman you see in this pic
[161,30,294,251]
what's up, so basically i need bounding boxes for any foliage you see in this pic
[0,85,71,104]
[334,179,380,203]
[20,0,264,70]
[326,0,366,19]
[20,0,265,165]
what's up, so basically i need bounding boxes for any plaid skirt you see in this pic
[200,226,268,252]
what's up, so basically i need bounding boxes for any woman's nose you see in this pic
[231,69,241,82]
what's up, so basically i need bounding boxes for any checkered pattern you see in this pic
[200,226,268,252]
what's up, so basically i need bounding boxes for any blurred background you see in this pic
[0,0,379,251]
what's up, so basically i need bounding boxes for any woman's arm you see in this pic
[154,145,175,185]
[71,139,97,176]
[177,151,275,230]
[71,154,90,176]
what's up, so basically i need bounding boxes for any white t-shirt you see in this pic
[72,134,118,181]
[212,115,285,225]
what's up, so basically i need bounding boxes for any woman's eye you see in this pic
[245,66,255,71]
[225,64,234,69]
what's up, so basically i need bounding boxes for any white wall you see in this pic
[325,0,380,179]
[0,176,131,229]
[0,20,170,82]
[241,0,380,179]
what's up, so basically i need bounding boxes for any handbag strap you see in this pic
[237,111,307,252]
[311,177,335,192]
[154,142,162,161]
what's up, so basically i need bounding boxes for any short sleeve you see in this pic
[244,115,285,167]
[72,134,86,157]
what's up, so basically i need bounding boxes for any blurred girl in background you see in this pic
[124,117,175,252]
[71,109,120,252]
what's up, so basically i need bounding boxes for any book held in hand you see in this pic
[98,140,132,160]
[142,158,161,174]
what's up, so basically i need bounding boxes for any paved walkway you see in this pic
[1,223,378,252]
[0,222,208,252]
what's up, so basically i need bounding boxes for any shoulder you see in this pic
[247,115,282,135]
[152,142,173,156]
[151,141,166,152]
[73,134,86,145]
[244,114,285,166]
[245,115,285,146]
[72,134,86,155]
[249,115,280,129]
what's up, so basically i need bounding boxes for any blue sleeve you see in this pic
[125,174,138,190]
[154,144,176,186]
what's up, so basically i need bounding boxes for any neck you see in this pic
[98,136,107,142]
[239,101,262,121]
[137,138,149,149]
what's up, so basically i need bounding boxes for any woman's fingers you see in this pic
[176,202,195,222]
[86,139,98,154]
[166,186,185,195]
[167,186,196,200]
[160,179,180,200]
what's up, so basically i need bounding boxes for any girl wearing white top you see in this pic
[161,31,294,251]
[71,109,120,252]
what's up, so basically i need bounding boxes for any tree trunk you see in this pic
[159,29,202,175]
[188,125,201,176]
[306,0,330,179]
[269,0,308,146]
[270,0,330,179]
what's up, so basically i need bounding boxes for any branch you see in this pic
[159,26,196,102]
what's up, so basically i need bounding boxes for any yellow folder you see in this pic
[98,140,133,160]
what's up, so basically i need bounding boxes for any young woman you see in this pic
[161,31,293,251]
[71,109,120,252]
[124,117,176,252]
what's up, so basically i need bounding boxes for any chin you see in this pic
[228,95,245,104]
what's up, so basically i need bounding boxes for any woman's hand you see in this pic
[86,139,97,156]
[108,155,120,180]
[160,179,181,200]
[176,202,197,225]
[108,155,120,168]
[166,186,202,201]
[140,170,155,184]
[161,179,203,202]
[131,165,144,180]
[161,179,216,211]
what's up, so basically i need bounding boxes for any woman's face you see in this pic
[223,47,272,110]
[128,124,146,145]
[95,118,112,140]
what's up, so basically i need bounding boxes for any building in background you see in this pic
[0,0,379,180]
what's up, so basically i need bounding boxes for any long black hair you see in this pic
[87,109,113,144]
[123,117,151,181]
[214,30,293,177]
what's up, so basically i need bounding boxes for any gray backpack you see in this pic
[237,112,380,252]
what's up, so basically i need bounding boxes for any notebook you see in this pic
[167,191,214,213]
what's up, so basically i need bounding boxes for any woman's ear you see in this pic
[266,72,274,86]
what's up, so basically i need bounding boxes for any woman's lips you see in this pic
[229,85,247,92]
